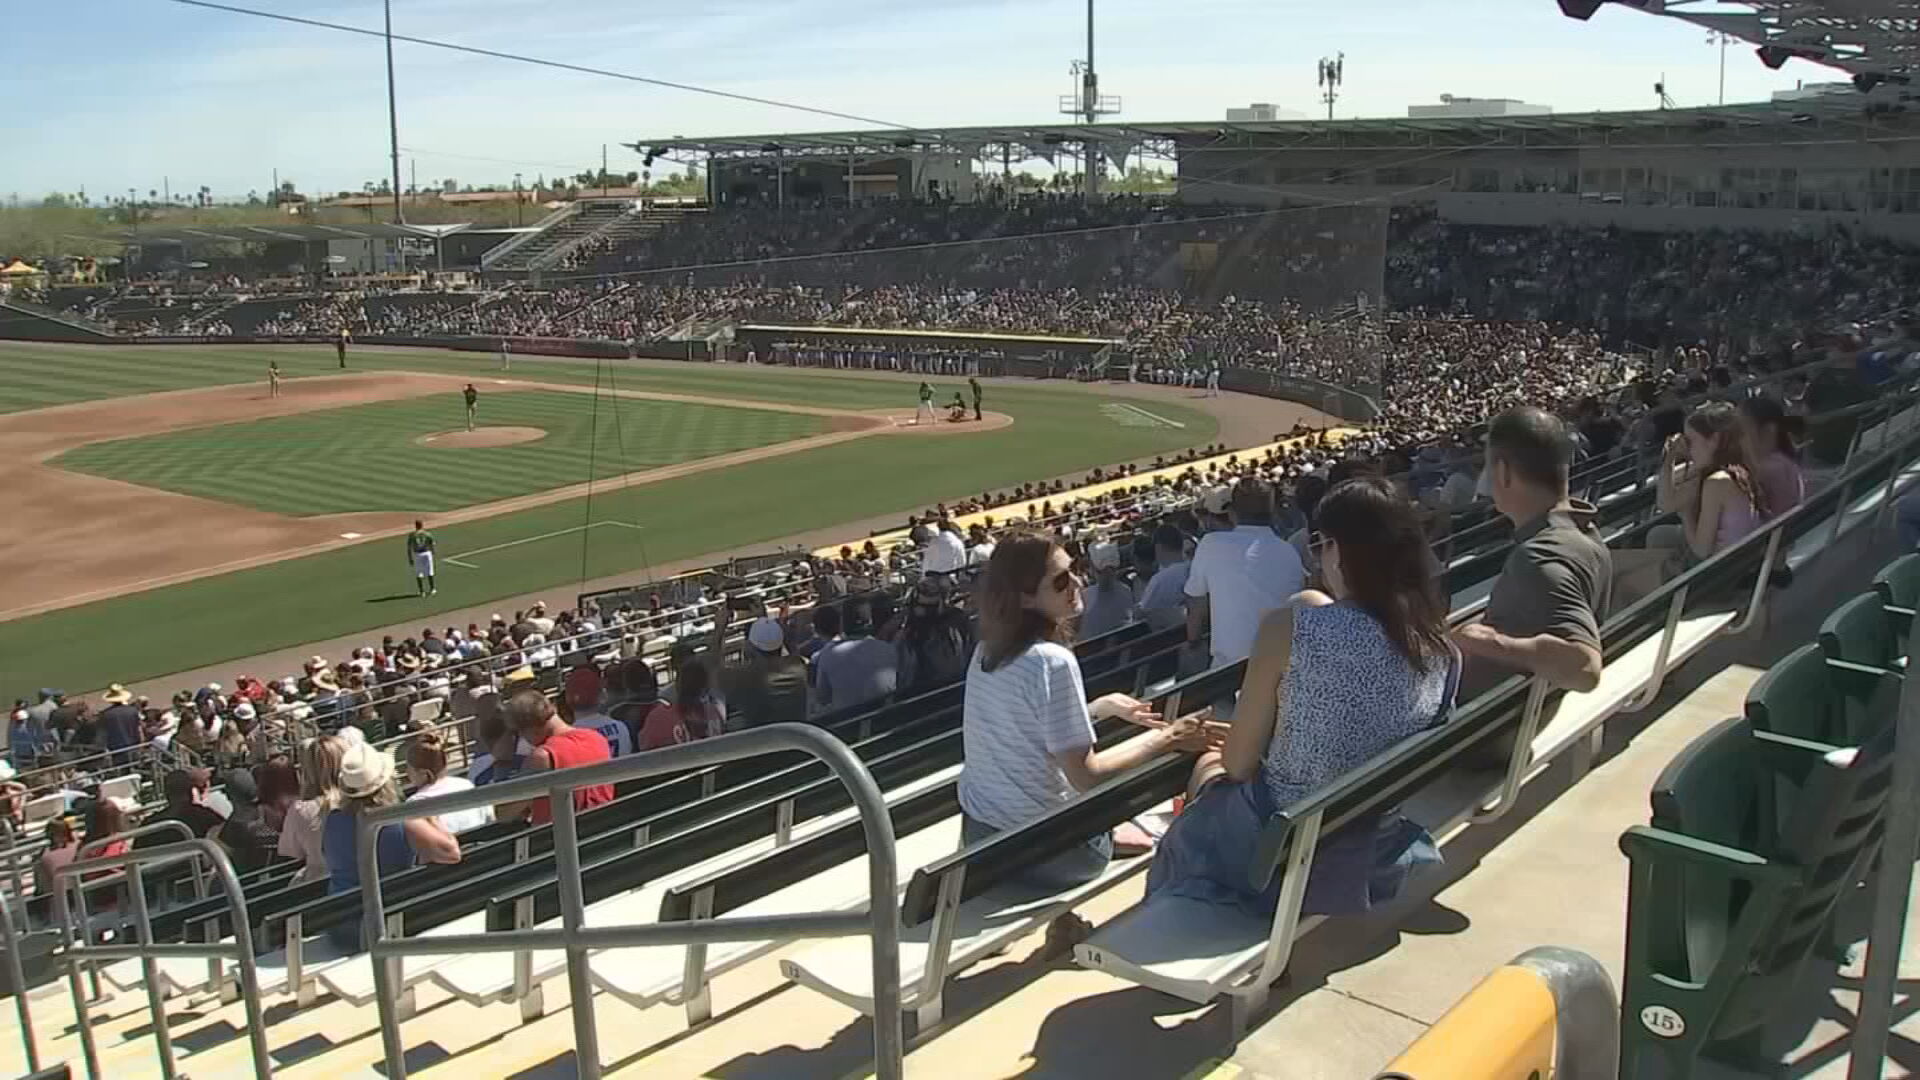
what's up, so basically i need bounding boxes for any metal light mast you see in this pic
[1059,0,1120,196]
[1317,52,1345,121]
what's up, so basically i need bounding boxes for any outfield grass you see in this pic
[51,389,826,514]
[0,342,1219,694]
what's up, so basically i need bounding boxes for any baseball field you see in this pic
[0,341,1228,697]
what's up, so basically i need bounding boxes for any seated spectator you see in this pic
[405,731,494,835]
[921,519,968,577]
[1185,477,1308,673]
[609,657,667,747]
[709,598,810,729]
[137,768,226,848]
[812,601,898,715]
[278,736,344,884]
[34,817,78,898]
[321,741,460,946]
[1454,406,1610,699]
[255,759,300,835]
[1076,540,1135,642]
[639,654,722,750]
[957,532,1206,943]
[493,690,615,825]
[1148,479,1457,915]
[795,604,840,663]
[562,666,631,758]
[1135,525,1192,631]
[1623,401,1767,603]
[1738,394,1805,521]
[216,768,280,875]
[894,577,974,695]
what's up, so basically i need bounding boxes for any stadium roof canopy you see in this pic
[1567,0,1920,84]
[98,222,449,245]
[630,96,1901,163]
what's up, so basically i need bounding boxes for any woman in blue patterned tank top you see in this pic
[1147,478,1459,917]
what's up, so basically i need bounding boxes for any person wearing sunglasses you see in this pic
[958,532,1209,933]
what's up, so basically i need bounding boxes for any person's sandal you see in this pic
[1040,913,1093,961]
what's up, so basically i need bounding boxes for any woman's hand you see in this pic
[1151,714,1212,753]
[1091,693,1158,725]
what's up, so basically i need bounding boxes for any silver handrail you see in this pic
[0,844,40,1076]
[358,722,903,1080]
[54,837,270,1080]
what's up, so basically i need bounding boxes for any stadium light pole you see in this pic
[384,0,405,229]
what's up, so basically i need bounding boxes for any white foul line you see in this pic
[444,519,644,568]
[1111,402,1186,429]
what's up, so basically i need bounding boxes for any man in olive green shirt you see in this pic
[406,520,437,597]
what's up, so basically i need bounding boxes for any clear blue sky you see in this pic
[4,0,1825,202]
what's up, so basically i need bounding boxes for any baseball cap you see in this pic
[563,666,603,709]
[1201,486,1233,515]
[337,741,395,799]
[233,702,257,721]
[502,666,537,685]
[746,617,785,653]
[1088,541,1122,571]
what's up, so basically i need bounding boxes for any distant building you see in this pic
[1772,81,1853,102]
[1407,95,1552,118]
[1226,103,1305,122]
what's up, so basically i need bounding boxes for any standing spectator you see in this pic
[812,601,898,714]
[279,736,345,884]
[1135,525,1192,632]
[1076,541,1136,642]
[957,533,1207,912]
[493,690,616,825]
[709,598,810,729]
[921,520,968,577]
[99,685,142,762]
[405,732,494,835]
[1454,407,1610,700]
[1184,477,1308,672]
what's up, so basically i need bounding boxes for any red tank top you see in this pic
[529,727,615,825]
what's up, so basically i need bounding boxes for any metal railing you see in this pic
[54,832,269,1080]
[0,831,39,1076]
[358,722,903,1080]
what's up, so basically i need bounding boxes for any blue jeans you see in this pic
[960,814,1111,893]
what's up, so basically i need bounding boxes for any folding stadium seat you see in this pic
[1619,716,1894,1078]
[1744,642,1897,752]
[1815,592,1903,672]
[1871,552,1920,636]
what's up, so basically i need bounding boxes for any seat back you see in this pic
[1645,718,1767,987]
[1816,593,1896,670]
[1748,642,1899,754]
[1871,552,1920,611]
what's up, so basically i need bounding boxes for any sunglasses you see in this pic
[1049,569,1076,593]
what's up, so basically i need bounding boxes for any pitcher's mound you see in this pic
[870,410,1014,435]
[416,426,547,448]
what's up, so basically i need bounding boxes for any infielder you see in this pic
[268,361,282,398]
[463,383,479,431]
[406,520,437,597]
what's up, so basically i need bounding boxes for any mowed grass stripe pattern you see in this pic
[50,390,827,515]
[0,344,1218,694]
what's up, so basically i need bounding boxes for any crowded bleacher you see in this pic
[10,187,1920,1078]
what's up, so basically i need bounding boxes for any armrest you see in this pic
[1824,657,1901,682]
[1618,825,1800,886]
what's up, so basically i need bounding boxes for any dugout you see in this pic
[731,324,1119,379]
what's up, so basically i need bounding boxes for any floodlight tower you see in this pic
[1059,0,1120,195]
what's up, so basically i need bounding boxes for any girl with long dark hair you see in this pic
[1655,400,1765,564]
[1146,479,1458,916]
[1737,393,1805,521]
[959,532,1206,899]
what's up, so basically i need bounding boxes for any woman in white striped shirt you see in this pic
[958,532,1206,895]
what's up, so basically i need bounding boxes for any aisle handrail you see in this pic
[357,722,903,1080]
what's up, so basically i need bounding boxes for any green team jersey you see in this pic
[407,529,435,555]
[919,384,933,402]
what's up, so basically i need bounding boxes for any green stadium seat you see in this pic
[1745,642,1899,752]
[1619,717,1895,1078]
[1816,592,1902,673]
[1871,552,1920,636]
